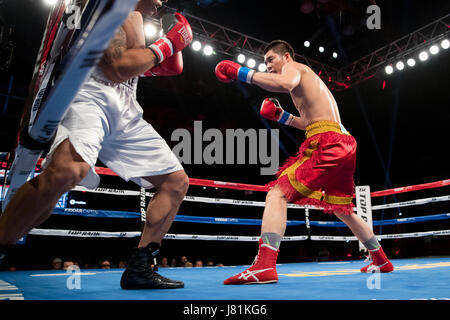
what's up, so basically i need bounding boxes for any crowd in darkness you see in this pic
[2,255,225,272]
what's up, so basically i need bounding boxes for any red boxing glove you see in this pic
[215,60,254,84]
[149,12,193,63]
[260,98,294,125]
[144,51,183,77]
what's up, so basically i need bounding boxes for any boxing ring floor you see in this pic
[1,257,449,300]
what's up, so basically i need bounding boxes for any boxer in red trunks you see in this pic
[215,40,393,285]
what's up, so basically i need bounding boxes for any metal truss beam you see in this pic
[339,13,450,89]
[155,9,450,91]
[183,12,342,88]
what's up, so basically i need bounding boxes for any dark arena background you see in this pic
[0,0,449,304]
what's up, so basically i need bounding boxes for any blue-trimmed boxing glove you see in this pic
[215,60,255,84]
[260,98,294,125]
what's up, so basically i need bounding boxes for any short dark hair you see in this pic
[264,40,295,59]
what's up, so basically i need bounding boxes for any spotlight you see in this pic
[319,46,324,53]
[441,39,450,49]
[247,58,256,69]
[304,41,310,47]
[144,23,158,38]
[237,54,246,63]
[191,40,202,51]
[406,58,416,67]
[258,63,267,72]
[332,52,338,58]
[395,61,404,71]
[43,0,57,5]
[203,45,213,56]
[429,45,439,55]
[419,51,429,61]
[385,65,394,75]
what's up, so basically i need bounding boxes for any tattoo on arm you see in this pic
[101,27,127,65]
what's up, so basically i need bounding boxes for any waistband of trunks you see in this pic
[91,67,137,90]
[305,120,351,139]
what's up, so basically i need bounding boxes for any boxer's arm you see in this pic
[289,116,307,131]
[99,11,192,83]
[99,27,158,83]
[99,12,158,83]
[251,62,301,93]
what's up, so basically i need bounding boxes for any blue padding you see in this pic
[50,209,305,225]
[175,215,305,226]
[52,208,139,218]
[309,213,450,228]
[373,213,450,226]
[310,220,346,227]
[51,208,450,227]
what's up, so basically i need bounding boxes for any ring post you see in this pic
[355,186,373,252]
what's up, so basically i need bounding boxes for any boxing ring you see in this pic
[1,0,449,303]
[1,257,450,300]
[1,163,449,300]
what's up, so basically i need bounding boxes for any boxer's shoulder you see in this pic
[122,11,146,49]
[128,11,144,24]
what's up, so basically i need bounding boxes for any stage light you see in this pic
[247,58,256,68]
[191,40,202,51]
[304,41,310,47]
[407,58,416,67]
[396,61,404,71]
[258,63,267,72]
[419,51,429,61]
[237,54,246,63]
[441,39,450,49]
[319,46,324,53]
[203,45,213,56]
[385,65,394,74]
[144,23,158,38]
[43,0,57,5]
[332,52,338,58]
[429,45,439,55]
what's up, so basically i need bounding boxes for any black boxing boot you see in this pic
[120,242,184,289]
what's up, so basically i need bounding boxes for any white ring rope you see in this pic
[71,186,320,210]
[15,185,450,242]
[70,186,450,212]
[26,229,309,241]
[26,228,450,241]
[371,195,450,210]
[310,229,450,241]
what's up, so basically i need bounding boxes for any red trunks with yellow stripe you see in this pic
[268,121,357,215]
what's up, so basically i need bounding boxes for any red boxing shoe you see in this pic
[224,239,279,285]
[360,246,394,273]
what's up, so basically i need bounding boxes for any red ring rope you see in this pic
[1,161,448,198]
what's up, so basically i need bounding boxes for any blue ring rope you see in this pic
[51,208,450,226]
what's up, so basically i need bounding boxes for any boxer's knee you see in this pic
[154,170,189,201]
[167,171,189,200]
[334,211,355,223]
[44,140,90,192]
[44,163,89,191]
[266,185,287,204]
